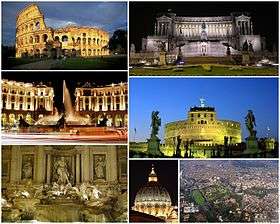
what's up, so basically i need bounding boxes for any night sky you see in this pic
[129,160,178,208]
[130,1,278,51]
[2,71,127,112]
[129,78,278,142]
[2,1,127,46]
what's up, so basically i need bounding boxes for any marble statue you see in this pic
[95,156,106,179]
[54,157,70,185]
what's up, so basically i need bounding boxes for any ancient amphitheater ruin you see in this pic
[15,4,109,58]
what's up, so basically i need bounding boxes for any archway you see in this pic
[114,114,123,127]
[9,114,15,126]
[42,34,48,42]
[62,35,68,42]
[71,49,77,57]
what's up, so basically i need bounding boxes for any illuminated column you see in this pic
[114,95,116,111]
[83,97,86,111]
[89,96,92,111]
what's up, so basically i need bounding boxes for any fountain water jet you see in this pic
[35,81,91,126]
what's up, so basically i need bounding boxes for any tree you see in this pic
[108,29,127,54]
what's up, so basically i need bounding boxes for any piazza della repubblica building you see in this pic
[15,4,109,58]
[141,12,265,57]
[1,79,128,128]
[165,101,242,147]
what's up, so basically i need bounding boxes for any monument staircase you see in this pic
[183,56,234,65]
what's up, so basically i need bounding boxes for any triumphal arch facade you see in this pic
[15,4,109,58]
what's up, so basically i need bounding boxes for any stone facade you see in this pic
[75,82,128,127]
[142,12,265,56]
[2,145,127,222]
[16,4,109,58]
[165,104,241,147]
[1,79,54,126]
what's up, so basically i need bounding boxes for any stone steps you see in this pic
[183,56,233,65]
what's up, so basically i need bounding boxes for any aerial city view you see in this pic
[1,72,127,144]
[129,78,278,158]
[180,160,278,223]
[2,2,127,70]
[129,2,278,75]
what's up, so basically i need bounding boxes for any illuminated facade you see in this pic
[1,80,128,127]
[165,101,242,146]
[1,79,54,126]
[16,4,109,58]
[75,82,128,127]
[142,12,265,56]
[132,166,178,222]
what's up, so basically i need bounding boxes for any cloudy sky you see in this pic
[2,1,127,46]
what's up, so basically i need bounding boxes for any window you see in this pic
[198,113,200,117]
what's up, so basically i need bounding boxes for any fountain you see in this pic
[35,80,91,126]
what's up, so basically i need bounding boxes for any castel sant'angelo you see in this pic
[165,99,242,147]
[15,4,109,58]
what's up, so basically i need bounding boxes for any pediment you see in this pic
[236,14,250,21]
[157,15,172,21]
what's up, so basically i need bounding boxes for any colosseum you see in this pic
[15,4,109,58]
[165,100,242,147]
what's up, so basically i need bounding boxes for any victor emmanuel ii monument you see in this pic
[141,11,265,57]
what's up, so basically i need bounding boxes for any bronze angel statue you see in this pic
[151,111,161,137]
[245,110,257,137]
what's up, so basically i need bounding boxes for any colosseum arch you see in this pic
[29,36,33,44]
[35,35,40,43]
[62,35,68,42]
[42,34,48,42]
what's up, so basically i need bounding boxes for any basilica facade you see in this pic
[142,12,265,57]
[165,101,241,147]
[2,145,127,222]
[16,4,109,58]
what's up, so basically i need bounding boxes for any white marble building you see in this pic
[142,12,265,56]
